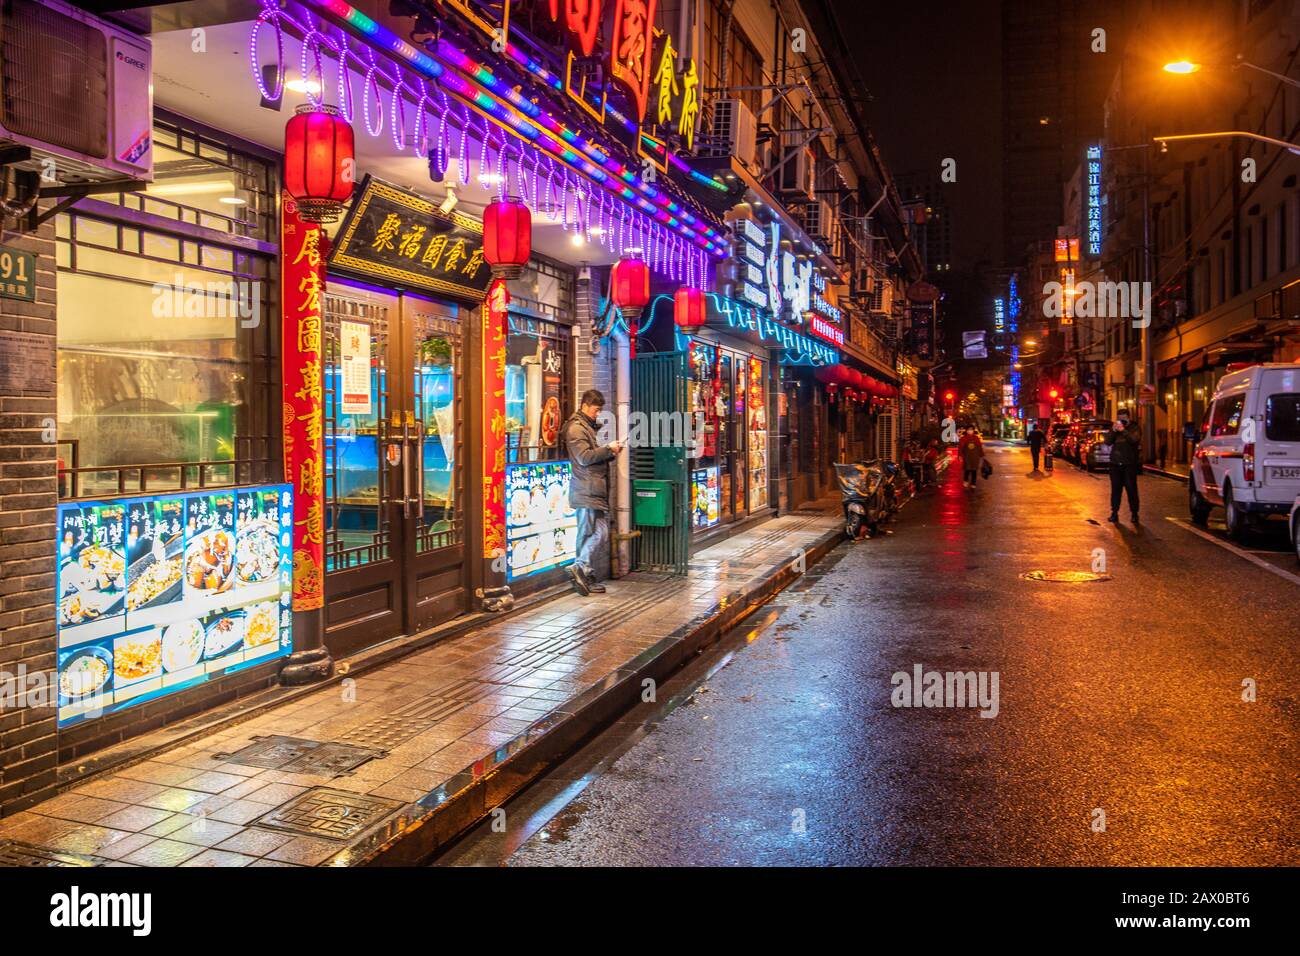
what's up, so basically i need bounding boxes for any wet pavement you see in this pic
[438,443,1300,866]
[0,508,842,866]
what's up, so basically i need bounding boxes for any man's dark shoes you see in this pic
[566,565,591,596]
[587,582,607,593]
[1107,513,1119,523]
[1131,513,1140,524]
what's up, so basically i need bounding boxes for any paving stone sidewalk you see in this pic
[0,504,842,867]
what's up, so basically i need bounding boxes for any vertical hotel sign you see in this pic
[483,278,509,560]
[281,195,325,610]
[1085,145,1102,258]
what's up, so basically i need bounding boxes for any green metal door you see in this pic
[631,351,690,573]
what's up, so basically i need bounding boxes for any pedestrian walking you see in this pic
[1104,410,1142,523]
[958,426,984,489]
[561,389,625,595]
[923,439,940,487]
[1027,421,1046,471]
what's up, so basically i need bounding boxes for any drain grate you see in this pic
[217,735,383,776]
[1020,570,1112,583]
[0,839,104,867]
[253,788,405,841]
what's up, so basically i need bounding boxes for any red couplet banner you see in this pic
[281,194,326,610]
[483,277,509,560]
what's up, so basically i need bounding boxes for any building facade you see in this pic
[0,0,930,814]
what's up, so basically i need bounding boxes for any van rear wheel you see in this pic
[1223,485,1249,542]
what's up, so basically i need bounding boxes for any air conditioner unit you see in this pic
[704,98,757,169]
[0,0,153,186]
[802,200,834,242]
[778,144,814,199]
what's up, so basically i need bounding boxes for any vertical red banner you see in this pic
[281,194,326,610]
[483,277,509,558]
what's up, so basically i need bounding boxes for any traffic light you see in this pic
[1049,387,1060,400]
[944,390,956,403]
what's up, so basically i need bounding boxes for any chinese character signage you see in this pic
[610,0,658,122]
[0,244,35,301]
[330,176,490,301]
[1085,145,1102,258]
[505,460,578,579]
[56,484,293,727]
[483,278,509,560]
[282,193,326,612]
[339,319,373,415]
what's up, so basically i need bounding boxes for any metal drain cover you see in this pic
[253,788,405,841]
[1020,570,1112,583]
[218,735,383,776]
[0,839,104,867]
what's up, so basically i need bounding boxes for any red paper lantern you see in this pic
[673,286,706,329]
[284,105,354,224]
[611,256,651,310]
[483,199,532,271]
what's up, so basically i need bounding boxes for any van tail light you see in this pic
[1243,443,1255,483]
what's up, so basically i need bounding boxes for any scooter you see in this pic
[835,461,889,539]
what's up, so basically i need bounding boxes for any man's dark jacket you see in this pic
[1105,421,1142,466]
[562,411,615,510]
[1028,429,1046,451]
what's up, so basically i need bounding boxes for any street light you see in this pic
[1155,130,1300,157]
[1163,54,1300,91]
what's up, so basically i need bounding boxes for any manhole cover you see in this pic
[1020,570,1112,583]
[0,839,104,867]
[218,735,383,776]
[253,788,404,841]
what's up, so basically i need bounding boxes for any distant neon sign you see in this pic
[1086,145,1102,257]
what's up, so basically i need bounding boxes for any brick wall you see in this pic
[0,209,60,814]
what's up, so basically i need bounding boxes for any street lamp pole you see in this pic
[1141,141,1156,464]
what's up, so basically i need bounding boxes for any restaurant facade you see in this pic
[0,0,923,814]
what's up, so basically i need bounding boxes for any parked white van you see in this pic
[1188,363,1300,540]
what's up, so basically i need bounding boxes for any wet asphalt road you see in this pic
[435,444,1300,866]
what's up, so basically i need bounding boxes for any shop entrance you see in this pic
[321,281,468,657]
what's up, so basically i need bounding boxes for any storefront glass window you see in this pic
[504,261,574,464]
[56,214,273,499]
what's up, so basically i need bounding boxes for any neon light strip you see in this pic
[298,0,726,254]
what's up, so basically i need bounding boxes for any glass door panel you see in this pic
[413,324,463,553]
[323,292,392,571]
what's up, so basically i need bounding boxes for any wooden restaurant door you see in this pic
[321,281,469,657]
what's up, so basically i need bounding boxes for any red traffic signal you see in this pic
[944,391,956,402]
[1048,388,1060,400]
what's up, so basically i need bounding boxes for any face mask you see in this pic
[1118,418,1129,427]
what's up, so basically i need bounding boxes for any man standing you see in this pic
[1027,422,1046,472]
[1104,410,1142,524]
[561,389,625,595]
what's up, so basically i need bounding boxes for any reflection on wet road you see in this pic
[433,444,1300,866]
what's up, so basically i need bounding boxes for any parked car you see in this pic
[1078,429,1113,471]
[1048,422,1071,458]
[1188,363,1300,540]
[1063,419,1111,464]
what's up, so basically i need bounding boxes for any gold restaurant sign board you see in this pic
[329,176,491,301]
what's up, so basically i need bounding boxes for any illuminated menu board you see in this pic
[505,461,578,580]
[691,466,720,528]
[56,484,293,727]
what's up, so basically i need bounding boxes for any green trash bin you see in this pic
[632,479,674,527]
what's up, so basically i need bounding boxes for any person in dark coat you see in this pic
[1104,410,1142,523]
[1027,422,1046,471]
[958,427,984,489]
[561,389,624,595]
